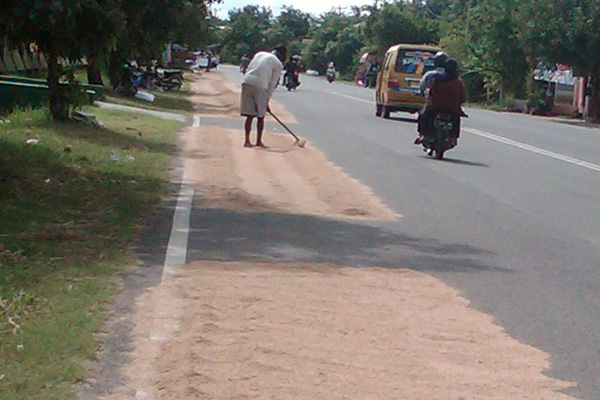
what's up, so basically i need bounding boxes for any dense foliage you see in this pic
[216,0,600,119]
[0,0,218,120]
[2,0,600,119]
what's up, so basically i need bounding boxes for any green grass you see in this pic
[103,79,195,114]
[0,105,184,399]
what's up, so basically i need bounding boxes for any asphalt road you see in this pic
[188,65,600,399]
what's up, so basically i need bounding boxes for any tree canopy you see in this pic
[3,0,600,120]
[0,0,218,120]
[521,0,600,117]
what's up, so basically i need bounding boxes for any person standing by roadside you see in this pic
[240,45,287,148]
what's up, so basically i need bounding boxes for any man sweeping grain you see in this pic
[240,46,287,148]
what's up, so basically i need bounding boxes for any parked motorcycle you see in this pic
[420,112,466,159]
[115,64,145,97]
[151,69,183,91]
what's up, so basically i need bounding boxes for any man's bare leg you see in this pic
[244,116,254,147]
[255,116,266,147]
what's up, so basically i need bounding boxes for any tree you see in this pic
[466,0,528,101]
[222,5,273,61]
[1,0,218,119]
[521,0,600,120]
[108,0,217,85]
[424,0,455,18]
[305,13,364,74]
[0,0,123,120]
[171,2,216,51]
[277,6,311,39]
[363,2,439,55]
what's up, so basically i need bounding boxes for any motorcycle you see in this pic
[286,71,300,91]
[115,64,145,97]
[151,69,183,91]
[420,112,466,159]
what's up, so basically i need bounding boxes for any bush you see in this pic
[527,81,554,115]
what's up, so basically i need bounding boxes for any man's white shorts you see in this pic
[240,83,270,118]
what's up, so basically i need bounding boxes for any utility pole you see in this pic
[332,5,347,15]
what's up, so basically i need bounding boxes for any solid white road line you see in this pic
[162,169,194,281]
[463,127,600,173]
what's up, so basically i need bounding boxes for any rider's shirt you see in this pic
[419,67,445,98]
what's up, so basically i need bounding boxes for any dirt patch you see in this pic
[105,262,575,400]
[181,123,398,220]
[180,72,398,220]
[94,71,577,399]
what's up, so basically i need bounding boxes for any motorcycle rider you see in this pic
[419,51,448,99]
[284,55,301,89]
[415,57,466,146]
[326,61,336,83]
[363,61,378,88]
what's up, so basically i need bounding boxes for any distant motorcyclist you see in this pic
[326,61,336,83]
[415,58,466,145]
[284,55,301,89]
[363,62,378,88]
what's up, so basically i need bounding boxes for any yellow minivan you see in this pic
[375,44,441,118]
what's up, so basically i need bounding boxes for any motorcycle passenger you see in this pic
[415,58,466,145]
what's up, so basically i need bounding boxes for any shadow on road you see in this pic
[418,155,489,167]
[387,116,419,123]
[185,208,507,274]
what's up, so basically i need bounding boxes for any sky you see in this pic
[212,0,371,19]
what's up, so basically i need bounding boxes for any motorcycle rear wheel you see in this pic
[435,147,445,159]
[434,135,445,160]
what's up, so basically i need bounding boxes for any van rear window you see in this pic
[395,50,437,75]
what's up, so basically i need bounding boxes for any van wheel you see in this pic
[376,104,382,117]
[383,106,391,119]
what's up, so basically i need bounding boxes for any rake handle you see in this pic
[268,110,300,141]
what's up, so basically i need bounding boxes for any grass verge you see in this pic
[0,105,184,399]
[102,77,195,114]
